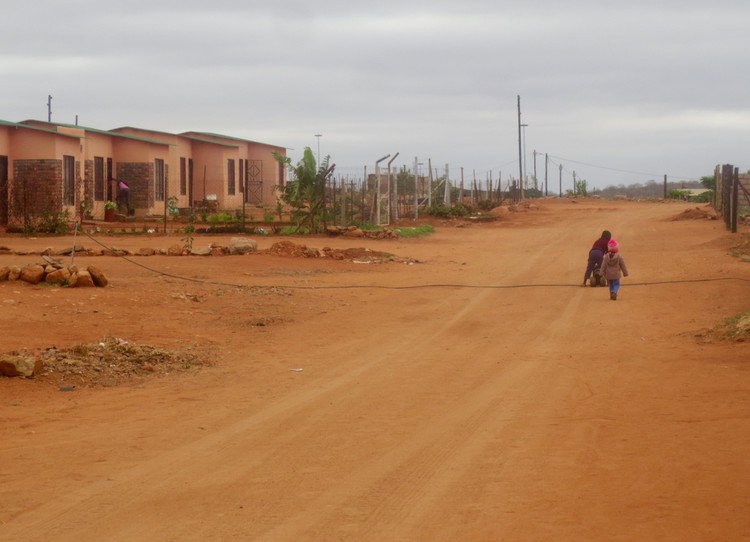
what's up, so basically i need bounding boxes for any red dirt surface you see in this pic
[1,198,749,541]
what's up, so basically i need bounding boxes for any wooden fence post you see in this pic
[722,164,733,230]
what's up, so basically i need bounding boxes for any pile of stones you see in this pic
[0,258,108,288]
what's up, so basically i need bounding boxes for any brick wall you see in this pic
[9,159,63,228]
[117,162,153,210]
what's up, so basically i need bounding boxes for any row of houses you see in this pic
[0,119,288,229]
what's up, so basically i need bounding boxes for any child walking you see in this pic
[600,239,629,300]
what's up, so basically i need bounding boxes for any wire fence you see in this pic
[714,164,750,233]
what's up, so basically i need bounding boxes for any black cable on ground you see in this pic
[73,228,750,291]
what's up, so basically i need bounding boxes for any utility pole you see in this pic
[559,164,563,196]
[314,134,322,167]
[573,171,577,194]
[544,153,548,197]
[533,149,538,191]
[517,95,523,201]
[47,95,52,122]
[521,124,528,193]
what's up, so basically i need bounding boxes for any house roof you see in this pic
[19,120,172,146]
[4,120,286,150]
[179,134,240,148]
[185,131,286,150]
[0,119,81,139]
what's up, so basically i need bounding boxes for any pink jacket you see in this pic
[600,252,629,281]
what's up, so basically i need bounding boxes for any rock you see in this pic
[190,246,212,256]
[210,246,227,256]
[87,265,108,287]
[138,247,156,256]
[8,266,21,280]
[0,266,9,281]
[45,267,71,285]
[68,271,79,287]
[101,247,130,256]
[55,245,87,256]
[75,269,95,287]
[20,265,46,285]
[229,237,258,255]
[343,228,365,237]
[167,244,184,256]
[42,255,64,268]
[0,354,43,377]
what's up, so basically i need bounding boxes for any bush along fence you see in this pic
[714,164,750,233]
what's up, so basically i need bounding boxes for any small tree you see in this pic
[701,175,716,191]
[574,179,588,197]
[274,147,335,233]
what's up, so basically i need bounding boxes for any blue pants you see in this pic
[609,278,621,295]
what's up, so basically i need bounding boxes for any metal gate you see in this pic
[245,160,263,204]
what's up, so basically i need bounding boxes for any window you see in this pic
[155,158,165,201]
[180,157,187,196]
[63,155,75,206]
[228,159,236,195]
[188,158,194,205]
[94,157,105,201]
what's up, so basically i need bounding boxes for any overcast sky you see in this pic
[3,1,749,190]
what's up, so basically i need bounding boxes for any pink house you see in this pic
[179,131,287,210]
[0,119,287,229]
[110,128,288,213]
[0,120,82,230]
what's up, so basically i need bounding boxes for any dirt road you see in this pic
[1,199,749,541]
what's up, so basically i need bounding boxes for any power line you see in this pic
[547,154,695,181]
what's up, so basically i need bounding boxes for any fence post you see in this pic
[722,164,733,230]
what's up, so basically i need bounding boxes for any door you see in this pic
[246,160,263,204]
